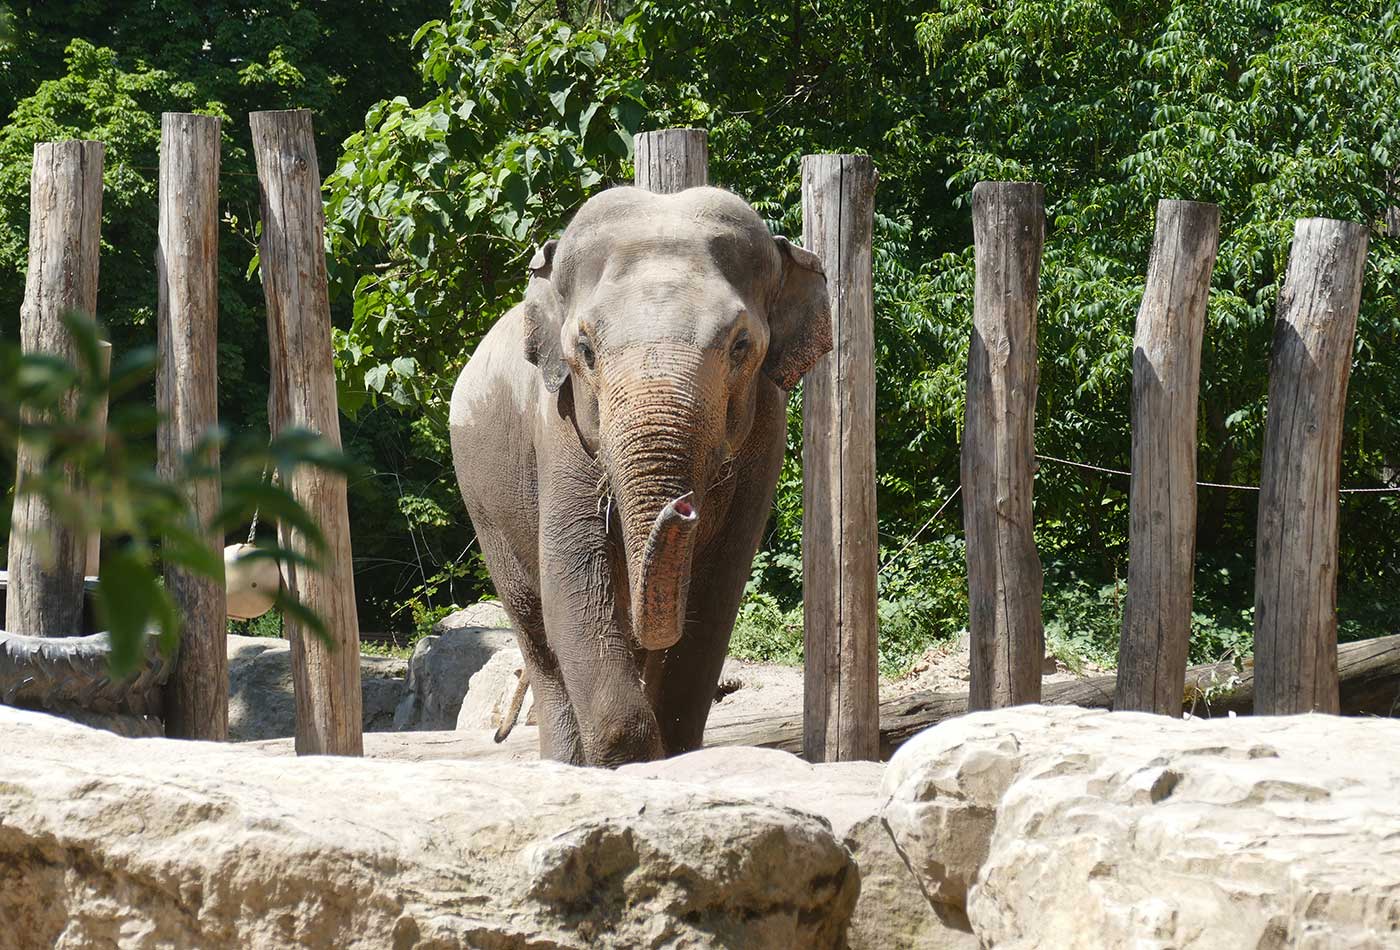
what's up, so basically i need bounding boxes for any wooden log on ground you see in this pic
[704,634,1400,758]
[1253,218,1368,715]
[157,113,228,741]
[1116,200,1219,713]
[801,154,880,763]
[250,110,363,756]
[963,181,1045,710]
[633,129,708,193]
[6,140,104,637]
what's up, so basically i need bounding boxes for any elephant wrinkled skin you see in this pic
[450,186,831,767]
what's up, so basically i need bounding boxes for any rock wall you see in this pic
[883,705,1400,949]
[7,679,1399,948]
[227,634,405,740]
[0,706,857,949]
[625,746,972,950]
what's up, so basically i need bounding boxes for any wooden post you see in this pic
[963,181,1045,710]
[632,129,708,707]
[84,339,112,578]
[157,113,228,740]
[633,129,708,193]
[1116,200,1220,713]
[1253,218,1368,715]
[250,110,363,756]
[801,154,879,762]
[6,141,104,637]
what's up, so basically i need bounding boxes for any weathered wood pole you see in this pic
[250,110,363,755]
[6,140,104,637]
[84,339,112,579]
[1116,200,1220,713]
[157,113,228,740]
[632,129,709,708]
[633,129,708,193]
[963,181,1045,710]
[802,154,879,762]
[1253,218,1368,715]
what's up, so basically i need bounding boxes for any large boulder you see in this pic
[0,705,859,948]
[456,646,535,731]
[882,706,1400,949]
[227,634,405,740]
[392,609,517,730]
[624,746,971,950]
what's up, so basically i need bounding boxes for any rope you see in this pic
[879,485,961,576]
[1033,453,1400,495]
[246,452,273,545]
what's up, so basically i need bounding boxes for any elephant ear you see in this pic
[522,238,568,393]
[763,236,833,390]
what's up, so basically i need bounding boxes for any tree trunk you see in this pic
[250,109,363,756]
[158,113,228,741]
[84,340,111,578]
[1253,218,1368,715]
[6,140,104,637]
[963,181,1045,709]
[633,130,708,194]
[1117,199,1219,713]
[801,153,880,763]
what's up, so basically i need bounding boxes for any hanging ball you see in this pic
[225,543,281,621]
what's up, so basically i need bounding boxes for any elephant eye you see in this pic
[730,331,751,363]
[577,331,596,370]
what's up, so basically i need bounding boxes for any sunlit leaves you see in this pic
[324,2,648,411]
[0,313,351,675]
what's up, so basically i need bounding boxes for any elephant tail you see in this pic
[493,667,530,743]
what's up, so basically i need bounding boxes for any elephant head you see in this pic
[520,186,831,653]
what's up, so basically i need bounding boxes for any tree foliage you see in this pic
[4,0,1398,660]
[0,0,437,629]
[325,0,647,411]
[0,312,346,671]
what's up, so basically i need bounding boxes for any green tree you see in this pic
[320,0,648,628]
[915,0,1400,659]
[0,0,437,628]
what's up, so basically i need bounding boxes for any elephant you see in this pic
[449,185,831,767]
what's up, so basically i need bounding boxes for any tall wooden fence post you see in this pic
[963,181,1045,710]
[1253,218,1368,715]
[250,109,363,756]
[802,154,879,762]
[631,129,708,706]
[158,113,228,740]
[1116,199,1220,714]
[6,140,104,637]
[633,129,708,194]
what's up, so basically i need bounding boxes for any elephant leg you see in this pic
[538,465,663,767]
[649,541,755,755]
[475,527,583,764]
[652,407,785,755]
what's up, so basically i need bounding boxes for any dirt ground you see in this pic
[884,632,1109,697]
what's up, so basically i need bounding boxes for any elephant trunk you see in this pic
[603,346,719,652]
[631,493,699,650]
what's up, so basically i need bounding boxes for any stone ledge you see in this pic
[0,705,858,949]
